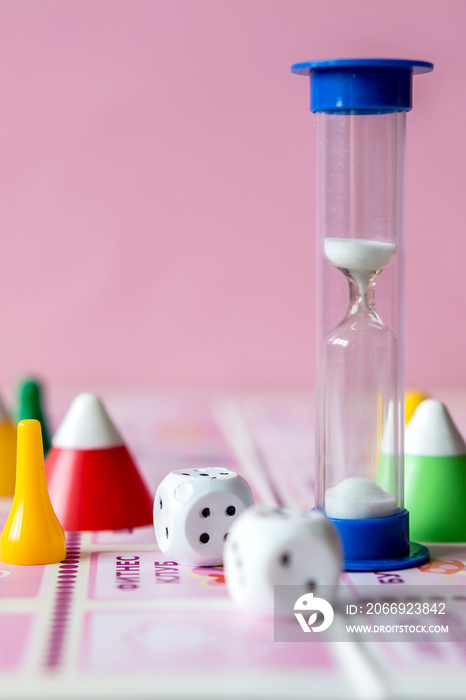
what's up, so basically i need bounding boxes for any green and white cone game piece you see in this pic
[405,399,466,542]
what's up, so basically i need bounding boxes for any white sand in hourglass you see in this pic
[324,238,396,295]
[325,477,396,519]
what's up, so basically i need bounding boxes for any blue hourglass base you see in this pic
[326,509,430,571]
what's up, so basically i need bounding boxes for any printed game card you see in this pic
[88,551,228,600]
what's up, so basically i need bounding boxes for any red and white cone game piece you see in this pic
[45,393,153,531]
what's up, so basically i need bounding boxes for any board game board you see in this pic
[1,389,466,700]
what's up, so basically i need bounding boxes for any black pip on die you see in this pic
[153,468,254,566]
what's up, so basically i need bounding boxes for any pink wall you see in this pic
[0,0,463,389]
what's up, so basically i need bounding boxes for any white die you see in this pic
[153,467,254,566]
[224,507,341,615]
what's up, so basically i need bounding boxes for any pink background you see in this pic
[0,0,463,389]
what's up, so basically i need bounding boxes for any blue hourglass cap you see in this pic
[291,58,433,113]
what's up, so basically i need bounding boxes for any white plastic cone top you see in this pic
[52,393,124,450]
[405,399,466,457]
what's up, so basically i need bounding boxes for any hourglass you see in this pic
[292,59,433,570]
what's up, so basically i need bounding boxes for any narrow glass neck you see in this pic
[348,275,377,317]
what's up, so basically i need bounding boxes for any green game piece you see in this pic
[17,377,51,455]
[404,398,466,543]
[405,454,466,542]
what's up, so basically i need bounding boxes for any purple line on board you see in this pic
[43,533,82,672]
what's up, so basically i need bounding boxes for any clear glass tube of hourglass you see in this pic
[319,266,399,518]
[315,111,405,519]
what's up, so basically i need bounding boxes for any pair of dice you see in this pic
[153,467,342,614]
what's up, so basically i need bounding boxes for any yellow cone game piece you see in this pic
[405,389,430,425]
[0,420,66,565]
[0,394,17,496]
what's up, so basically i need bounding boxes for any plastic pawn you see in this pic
[0,420,66,565]
[405,389,429,425]
[45,393,153,531]
[17,377,51,455]
[0,394,17,496]
[405,399,466,542]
